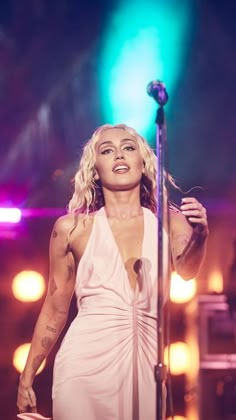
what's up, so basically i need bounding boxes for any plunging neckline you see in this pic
[101,206,146,295]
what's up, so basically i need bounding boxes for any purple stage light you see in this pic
[0,208,22,223]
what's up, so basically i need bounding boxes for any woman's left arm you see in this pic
[170,197,209,280]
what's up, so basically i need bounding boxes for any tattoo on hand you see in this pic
[46,325,57,333]
[49,277,58,296]
[41,336,53,350]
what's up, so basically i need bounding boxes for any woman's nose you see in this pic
[114,150,125,160]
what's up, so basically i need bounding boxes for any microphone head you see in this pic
[147,80,168,106]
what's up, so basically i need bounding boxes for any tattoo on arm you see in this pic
[57,309,67,315]
[172,234,191,260]
[41,336,53,350]
[32,354,44,374]
[52,230,58,238]
[49,277,58,296]
[46,325,57,333]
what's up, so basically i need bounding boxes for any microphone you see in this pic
[146,80,168,106]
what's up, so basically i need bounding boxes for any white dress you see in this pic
[52,206,169,420]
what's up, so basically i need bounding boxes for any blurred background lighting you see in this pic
[99,0,192,141]
[13,343,45,374]
[208,269,223,293]
[165,341,190,375]
[170,271,197,303]
[167,417,187,420]
[0,208,22,223]
[12,270,45,302]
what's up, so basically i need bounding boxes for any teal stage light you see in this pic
[98,0,193,143]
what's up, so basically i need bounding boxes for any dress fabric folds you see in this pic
[52,206,168,420]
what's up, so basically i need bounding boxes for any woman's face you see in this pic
[94,128,144,192]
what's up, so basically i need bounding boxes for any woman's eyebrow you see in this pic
[121,138,136,144]
[97,140,113,150]
[96,138,137,151]
[98,138,136,147]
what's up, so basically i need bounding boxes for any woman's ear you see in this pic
[93,168,99,180]
[142,161,146,174]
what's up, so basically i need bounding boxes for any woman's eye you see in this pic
[124,145,135,151]
[101,148,113,155]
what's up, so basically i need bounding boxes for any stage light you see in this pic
[12,270,45,302]
[208,269,223,293]
[99,0,193,141]
[170,271,197,303]
[0,207,22,223]
[167,417,187,420]
[165,341,190,375]
[13,343,45,374]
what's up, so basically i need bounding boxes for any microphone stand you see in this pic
[147,81,169,420]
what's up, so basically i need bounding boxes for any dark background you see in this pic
[0,0,235,208]
[0,0,236,419]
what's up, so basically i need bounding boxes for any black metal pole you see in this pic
[147,81,168,420]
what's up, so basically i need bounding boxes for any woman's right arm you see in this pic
[17,215,76,413]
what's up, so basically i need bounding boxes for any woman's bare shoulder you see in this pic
[68,211,97,258]
[53,213,76,233]
[169,206,192,235]
[53,212,96,236]
[169,205,182,222]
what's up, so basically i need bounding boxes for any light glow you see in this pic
[0,207,22,223]
[165,341,190,375]
[170,271,197,303]
[208,269,223,293]
[167,417,187,420]
[13,343,45,374]
[12,270,45,302]
[99,0,192,140]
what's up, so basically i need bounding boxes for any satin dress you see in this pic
[52,206,168,420]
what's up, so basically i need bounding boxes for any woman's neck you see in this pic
[103,190,142,219]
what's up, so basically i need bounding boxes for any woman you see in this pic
[17,124,208,419]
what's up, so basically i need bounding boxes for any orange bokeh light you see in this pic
[13,343,45,374]
[12,270,45,302]
[170,271,196,304]
[165,341,191,375]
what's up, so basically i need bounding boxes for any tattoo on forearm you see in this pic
[41,336,53,350]
[49,277,58,296]
[52,230,58,238]
[57,309,67,316]
[46,325,57,333]
[32,354,44,373]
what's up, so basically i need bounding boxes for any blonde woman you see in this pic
[17,124,208,420]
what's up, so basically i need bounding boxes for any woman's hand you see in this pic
[17,376,37,414]
[180,197,209,237]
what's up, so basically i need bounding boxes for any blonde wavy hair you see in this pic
[68,123,175,214]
